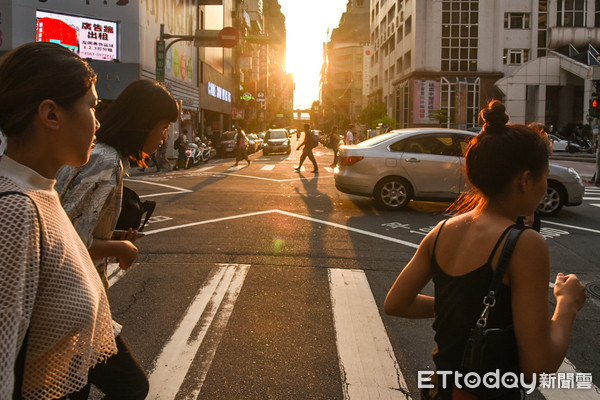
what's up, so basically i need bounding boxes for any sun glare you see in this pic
[279,0,348,110]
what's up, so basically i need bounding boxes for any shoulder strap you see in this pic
[432,219,449,254]
[487,224,530,299]
[476,223,530,328]
[486,224,517,264]
[0,191,42,399]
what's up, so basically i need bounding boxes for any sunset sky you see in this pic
[278,0,348,110]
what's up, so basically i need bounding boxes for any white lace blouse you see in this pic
[0,155,117,400]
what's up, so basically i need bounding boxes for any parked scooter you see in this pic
[566,137,593,153]
[188,137,215,166]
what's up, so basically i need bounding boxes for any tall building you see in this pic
[369,0,600,131]
[0,0,241,154]
[321,0,370,131]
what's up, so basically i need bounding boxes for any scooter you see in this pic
[188,138,215,165]
[566,137,593,153]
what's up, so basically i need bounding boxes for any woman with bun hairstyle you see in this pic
[0,42,118,399]
[384,100,586,399]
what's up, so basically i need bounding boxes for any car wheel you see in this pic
[374,177,413,210]
[566,145,577,153]
[537,181,565,216]
[263,150,269,156]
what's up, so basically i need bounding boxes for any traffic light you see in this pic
[590,97,599,118]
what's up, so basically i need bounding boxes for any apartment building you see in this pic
[369,0,600,131]
[321,0,370,130]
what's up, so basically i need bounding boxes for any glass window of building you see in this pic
[441,0,478,72]
[504,13,530,29]
[557,0,587,27]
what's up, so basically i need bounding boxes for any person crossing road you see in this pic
[295,123,319,173]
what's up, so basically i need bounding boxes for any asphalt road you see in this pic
[97,138,600,400]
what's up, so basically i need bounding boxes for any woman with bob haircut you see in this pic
[55,79,178,399]
[0,42,118,399]
[384,100,586,399]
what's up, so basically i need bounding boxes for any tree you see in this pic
[430,109,449,126]
[358,103,389,128]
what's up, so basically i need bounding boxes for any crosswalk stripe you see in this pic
[147,264,250,400]
[261,164,275,171]
[329,268,410,399]
[539,359,600,399]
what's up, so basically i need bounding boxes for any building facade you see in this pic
[0,0,244,155]
[368,0,600,132]
[320,0,370,131]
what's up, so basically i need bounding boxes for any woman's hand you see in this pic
[116,239,139,270]
[554,273,587,312]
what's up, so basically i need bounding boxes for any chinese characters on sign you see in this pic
[36,10,118,61]
[208,82,232,103]
[413,80,441,124]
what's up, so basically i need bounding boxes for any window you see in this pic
[596,0,600,26]
[405,16,412,35]
[357,0,365,6]
[391,135,457,156]
[504,13,530,29]
[403,50,411,70]
[440,77,480,129]
[441,0,478,72]
[557,0,587,27]
[503,49,530,65]
[538,0,548,56]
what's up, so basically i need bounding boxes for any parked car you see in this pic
[215,131,237,158]
[246,133,262,153]
[245,133,259,154]
[548,134,569,152]
[334,128,584,216]
[263,129,291,155]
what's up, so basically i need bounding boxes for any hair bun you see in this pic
[481,100,509,130]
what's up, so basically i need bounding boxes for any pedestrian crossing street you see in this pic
[106,262,600,400]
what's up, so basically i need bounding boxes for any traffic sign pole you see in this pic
[156,39,166,82]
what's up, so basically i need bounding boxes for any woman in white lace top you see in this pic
[0,43,117,399]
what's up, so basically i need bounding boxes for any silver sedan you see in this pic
[334,128,584,216]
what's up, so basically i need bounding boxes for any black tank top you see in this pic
[431,220,516,372]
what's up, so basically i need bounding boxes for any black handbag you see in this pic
[460,224,529,395]
[115,186,155,232]
[0,192,42,400]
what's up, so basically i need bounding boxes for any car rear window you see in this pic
[221,132,236,141]
[354,132,398,147]
[267,130,287,139]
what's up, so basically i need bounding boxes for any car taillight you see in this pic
[340,156,364,166]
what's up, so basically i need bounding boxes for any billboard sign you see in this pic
[36,10,118,61]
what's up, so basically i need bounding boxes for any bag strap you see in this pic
[476,222,530,328]
[0,191,42,399]
[138,200,156,232]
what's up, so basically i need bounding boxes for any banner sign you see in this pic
[36,10,118,61]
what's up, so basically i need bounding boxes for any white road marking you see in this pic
[538,358,600,399]
[329,268,410,400]
[147,264,249,400]
[124,178,192,198]
[107,262,126,287]
[142,210,276,236]
[261,164,275,171]
[142,209,420,249]
[583,197,600,200]
[542,220,600,234]
[324,167,333,173]
[592,204,600,208]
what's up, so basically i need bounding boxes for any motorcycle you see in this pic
[566,137,593,153]
[188,137,215,166]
